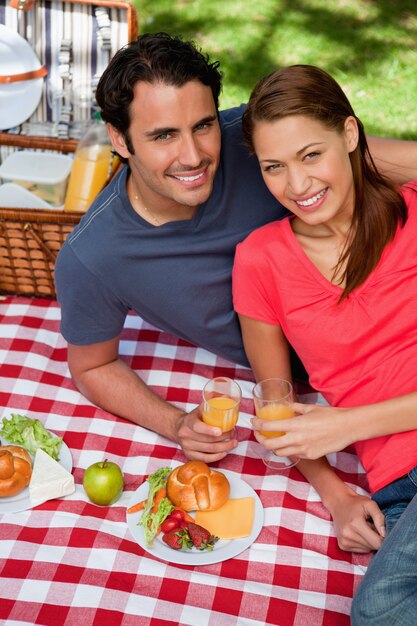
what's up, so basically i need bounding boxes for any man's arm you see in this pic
[367,135,417,185]
[67,337,237,462]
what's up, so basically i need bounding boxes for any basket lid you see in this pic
[0,25,45,130]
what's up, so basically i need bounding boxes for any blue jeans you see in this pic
[351,467,417,625]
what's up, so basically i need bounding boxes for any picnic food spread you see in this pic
[1,411,256,558]
[166,460,230,511]
[0,413,74,505]
[0,445,32,497]
[128,461,256,555]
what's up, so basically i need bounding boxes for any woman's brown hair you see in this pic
[242,65,408,300]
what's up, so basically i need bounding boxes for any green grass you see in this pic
[132,0,417,139]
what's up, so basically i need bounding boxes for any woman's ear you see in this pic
[344,116,359,153]
[106,123,131,159]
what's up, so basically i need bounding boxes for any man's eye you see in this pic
[195,122,210,131]
[156,132,171,141]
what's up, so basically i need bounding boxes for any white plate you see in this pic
[0,436,73,514]
[126,465,264,565]
[0,25,44,130]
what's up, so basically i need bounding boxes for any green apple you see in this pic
[83,459,124,506]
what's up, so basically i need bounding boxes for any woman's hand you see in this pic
[252,402,354,460]
[328,489,386,553]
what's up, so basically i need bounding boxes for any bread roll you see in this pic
[0,445,32,497]
[167,461,230,511]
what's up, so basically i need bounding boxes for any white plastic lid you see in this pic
[0,150,73,184]
[0,182,56,209]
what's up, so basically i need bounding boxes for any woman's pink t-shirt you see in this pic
[233,181,417,493]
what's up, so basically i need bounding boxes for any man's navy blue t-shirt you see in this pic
[55,106,287,367]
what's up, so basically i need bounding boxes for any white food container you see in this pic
[0,150,73,207]
[0,182,55,209]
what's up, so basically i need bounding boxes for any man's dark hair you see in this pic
[96,32,223,154]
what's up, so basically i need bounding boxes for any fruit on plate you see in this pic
[83,459,124,506]
[160,507,195,534]
[167,460,230,511]
[162,519,219,552]
[162,528,192,550]
[160,516,180,534]
[187,521,218,550]
[0,445,32,497]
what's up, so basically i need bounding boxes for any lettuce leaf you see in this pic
[139,467,174,547]
[0,413,63,460]
[143,497,174,548]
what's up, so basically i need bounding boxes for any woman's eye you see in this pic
[305,151,320,160]
[264,163,283,172]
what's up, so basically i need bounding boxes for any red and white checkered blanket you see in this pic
[0,296,371,626]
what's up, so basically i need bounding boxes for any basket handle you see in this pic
[0,66,48,84]
[24,223,57,262]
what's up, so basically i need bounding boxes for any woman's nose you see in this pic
[287,166,310,195]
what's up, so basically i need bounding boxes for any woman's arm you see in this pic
[297,457,385,552]
[253,393,417,461]
[238,314,385,552]
[238,314,292,383]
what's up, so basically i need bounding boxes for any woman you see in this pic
[232,65,417,625]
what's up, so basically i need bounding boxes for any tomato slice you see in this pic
[161,517,180,533]
[169,509,185,521]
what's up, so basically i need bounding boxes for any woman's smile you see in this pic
[293,187,329,210]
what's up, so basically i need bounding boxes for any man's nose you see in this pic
[178,135,202,167]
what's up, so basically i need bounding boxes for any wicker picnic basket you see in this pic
[0,0,137,297]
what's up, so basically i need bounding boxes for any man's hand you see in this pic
[174,405,238,463]
[329,490,386,553]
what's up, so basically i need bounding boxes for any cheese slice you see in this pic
[195,497,255,539]
[29,448,75,505]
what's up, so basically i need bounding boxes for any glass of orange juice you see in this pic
[253,378,299,471]
[202,377,241,435]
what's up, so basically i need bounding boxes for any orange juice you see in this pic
[256,404,295,438]
[64,145,118,212]
[202,396,239,432]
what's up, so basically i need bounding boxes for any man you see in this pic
[55,32,417,463]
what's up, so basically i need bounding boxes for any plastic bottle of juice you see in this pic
[64,116,119,212]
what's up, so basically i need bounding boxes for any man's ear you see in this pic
[106,123,131,159]
[344,116,359,153]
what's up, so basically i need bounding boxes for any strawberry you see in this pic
[178,519,190,531]
[186,522,219,551]
[162,529,193,551]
